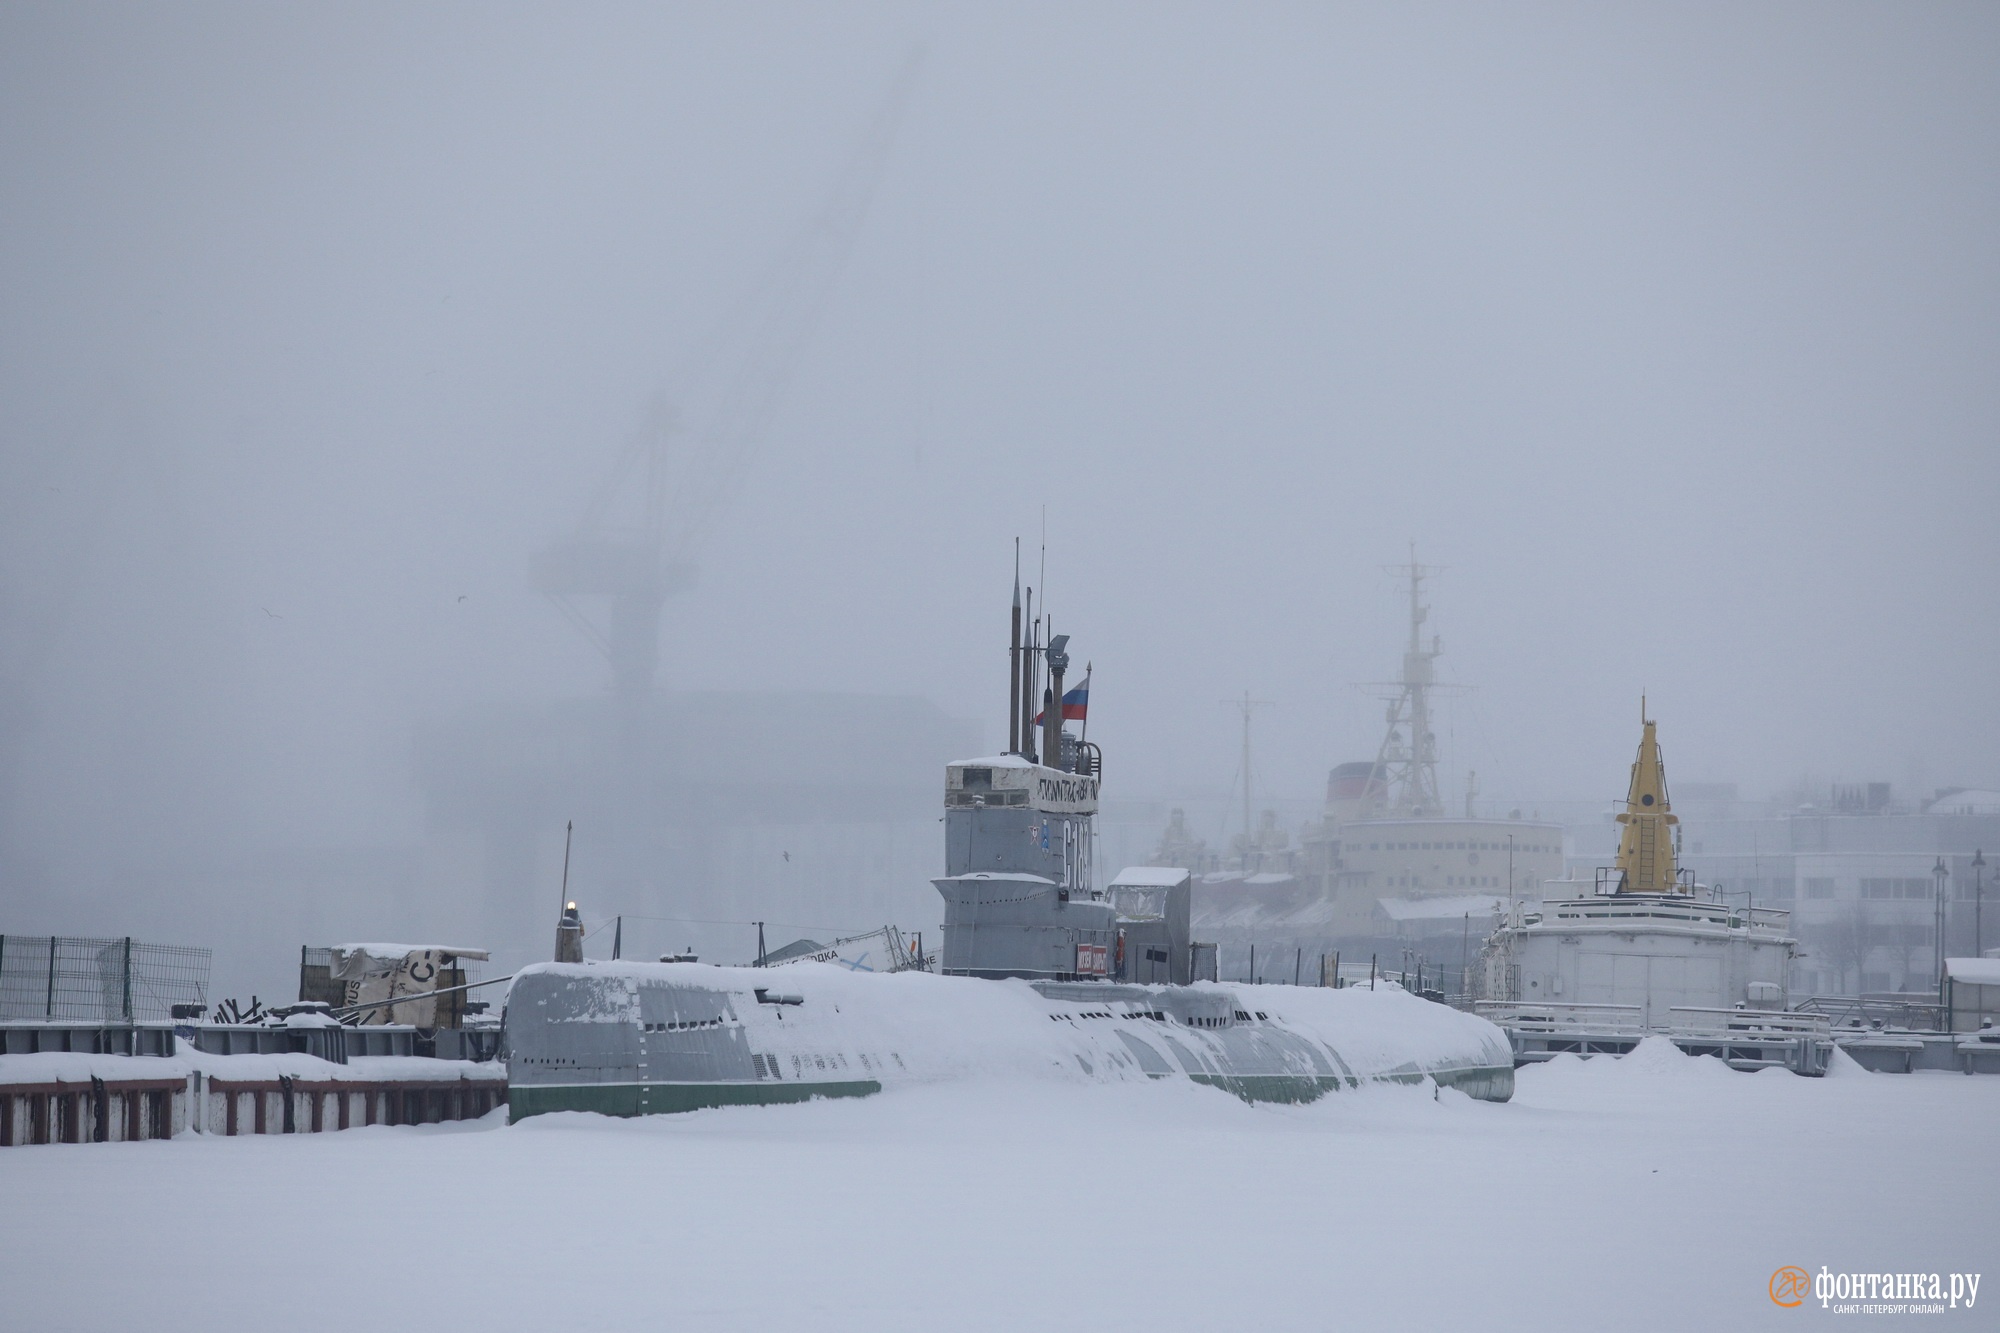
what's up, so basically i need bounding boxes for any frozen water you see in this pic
[0,1043,1990,1331]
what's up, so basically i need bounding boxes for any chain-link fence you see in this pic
[0,935,212,1023]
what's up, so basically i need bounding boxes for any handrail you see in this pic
[1666,1007,1830,1037]
[1474,1002,1646,1033]
[1477,1001,1832,1040]
[1791,994,1947,1031]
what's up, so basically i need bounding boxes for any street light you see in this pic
[1933,856,1950,1003]
[1974,849,1987,960]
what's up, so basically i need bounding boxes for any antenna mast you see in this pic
[1224,691,1274,864]
[1020,588,1037,760]
[558,820,573,913]
[1009,542,1022,755]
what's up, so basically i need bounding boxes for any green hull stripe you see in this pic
[1187,1064,1516,1106]
[510,1079,880,1122]
[509,1064,1511,1122]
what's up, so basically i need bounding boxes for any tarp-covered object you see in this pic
[331,945,488,1027]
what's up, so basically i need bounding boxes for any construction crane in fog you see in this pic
[532,51,922,703]
[1223,690,1274,855]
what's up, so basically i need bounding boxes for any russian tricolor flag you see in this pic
[1035,676,1089,725]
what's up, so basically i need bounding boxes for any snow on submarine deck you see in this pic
[503,961,1514,1120]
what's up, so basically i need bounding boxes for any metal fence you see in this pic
[0,935,211,1023]
[1795,994,1948,1033]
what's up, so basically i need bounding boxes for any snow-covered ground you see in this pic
[1,1041,1991,1331]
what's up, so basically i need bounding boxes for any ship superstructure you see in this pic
[935,755,1115,979]
[1225,558,1563,964]
[933,565,1122,980]
[1473,709,1827,1073]
[1328,559,1566,909]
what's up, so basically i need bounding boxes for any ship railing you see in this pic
[1475,1002,1830,1041]
[1792,995,1947,1033]
[1733,906,1796,936]
[1473,1002,1644,1034]
[1538,898,1791,935]
[1664,1007,1830,1040]
[1073,741,1102,779]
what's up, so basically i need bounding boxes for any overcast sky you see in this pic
[4,4,1997,951]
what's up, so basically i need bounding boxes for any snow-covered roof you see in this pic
[1275,897,1343,926]
[1377,894,1509,923]
[1109,866,1192,888]
[1945,957,2000,987]
[1925,788,2000,815]
[1193,871,1298,897]
[947,754,1040,770]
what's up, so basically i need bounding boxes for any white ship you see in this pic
[1473,709,1831,1074]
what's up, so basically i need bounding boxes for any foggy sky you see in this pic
[4,5,1998,967]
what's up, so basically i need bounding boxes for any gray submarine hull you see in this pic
[503,960,1514,1121]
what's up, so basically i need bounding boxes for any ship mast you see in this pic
[1227,690,1274,864]
[1367,550,1451,818]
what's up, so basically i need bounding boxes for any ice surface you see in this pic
[0,1040,1992,1331]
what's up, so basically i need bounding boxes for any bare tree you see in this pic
[1813,902,1874,996]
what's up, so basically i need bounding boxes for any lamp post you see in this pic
[1974,850,1987,960]
[1932,856,1949,1003]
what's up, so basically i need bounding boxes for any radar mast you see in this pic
[1363,549,1462,818]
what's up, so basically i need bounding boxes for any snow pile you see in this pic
[1240,978,1510,1078]
[1619,1033,1735,1076]
[1529,1033,1737,1084]
[0,1049,204,1085]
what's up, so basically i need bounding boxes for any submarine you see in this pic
[503,570,1514,1120]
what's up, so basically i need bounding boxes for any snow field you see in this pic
[0,1037,1992,1332]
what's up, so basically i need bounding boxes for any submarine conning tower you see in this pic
[1608,701,1692,895]
[934,563,1112,980]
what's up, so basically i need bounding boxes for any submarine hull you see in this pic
[503,960,1514,1121]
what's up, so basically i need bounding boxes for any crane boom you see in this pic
[533,49,924,701]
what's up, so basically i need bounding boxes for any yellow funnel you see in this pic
[1613,705,1684,894]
